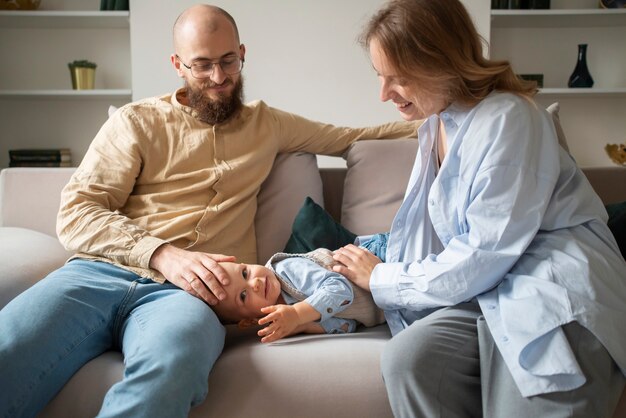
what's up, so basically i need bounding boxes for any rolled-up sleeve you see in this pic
[275,258,354,323]
[56,108,167,269]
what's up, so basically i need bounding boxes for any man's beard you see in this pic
[186,76,244,125]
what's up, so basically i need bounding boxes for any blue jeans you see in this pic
[0,259,225,418]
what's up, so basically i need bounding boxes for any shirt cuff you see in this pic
[128,235,169,270]
[320,317,356,334]
[370,262,423,311]
[305,292,351,322]
[354,234,374,246]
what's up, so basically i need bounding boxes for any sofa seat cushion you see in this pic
[0,227,73,308]
[39,352,125,418]
[39,325,394,418]
[195,325,394,418]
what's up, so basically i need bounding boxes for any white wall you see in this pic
[129,0,487,167]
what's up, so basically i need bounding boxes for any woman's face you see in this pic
[369,38,447,120]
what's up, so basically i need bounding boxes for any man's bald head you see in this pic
[173,4,240,52]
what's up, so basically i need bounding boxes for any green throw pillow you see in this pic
[283,197,357,254]
[606,201,626,259]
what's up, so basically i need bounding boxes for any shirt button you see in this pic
[502,336,509,343]
[326,307,333,314]
[429,199,435,206]
[487,304,496,310]
[195,227,201,232]
[441,112,450,120]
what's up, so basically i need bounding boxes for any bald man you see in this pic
[0,5,417,417]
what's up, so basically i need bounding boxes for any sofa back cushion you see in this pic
[255,152,324,263]
[341,139,418,235]
[0,167,75,237]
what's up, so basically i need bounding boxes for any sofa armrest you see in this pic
[0,227,73,308]
[0,167,75,237]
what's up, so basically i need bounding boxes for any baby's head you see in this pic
[211,261,282,324]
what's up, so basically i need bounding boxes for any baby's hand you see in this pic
[257,304,300,343]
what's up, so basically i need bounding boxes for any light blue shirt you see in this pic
[273,257,357,334]
[369,92,626,397]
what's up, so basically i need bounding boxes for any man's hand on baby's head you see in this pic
[149,244,236,305]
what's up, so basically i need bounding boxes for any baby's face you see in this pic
[212,262,282,322]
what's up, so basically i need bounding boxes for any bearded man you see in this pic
[0,5,417,418]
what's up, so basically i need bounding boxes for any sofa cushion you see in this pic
[546,102,570,152]
[39,352,124,418]
[341,139,418,235]
[0,167,75,237]
[283,196,356,253]
[255,152,324,264]
[193,325,394,418]
[606,201,626,259]
[0,227,72,308]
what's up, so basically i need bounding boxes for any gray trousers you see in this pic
[381,302,625,418]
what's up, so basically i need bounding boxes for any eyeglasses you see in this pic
[176,54,244,79]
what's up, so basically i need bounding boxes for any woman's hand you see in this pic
[332,244,381,292]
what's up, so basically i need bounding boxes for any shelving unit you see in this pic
[491,8,626,28]
[538,87,626,97]
[0,10,129,28]
[0,5,131,168]
[488,4,626,167]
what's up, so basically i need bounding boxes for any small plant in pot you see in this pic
[68,60,97,90]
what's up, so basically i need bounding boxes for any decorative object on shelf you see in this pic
[8,148,72,167]
[0,0,40,9]
[492,0,514,8]
[518,73,544,88]
[527,0,550,8]
[599,0,626,8]
[567,44,594,88]
[68,60,97,90]
[605,143,626,166]
[491,0,550,8]
[100,0,129,11]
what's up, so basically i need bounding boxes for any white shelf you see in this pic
[491,9,626,28]
[538,87,626,97]
[0,89,132,100]
[0,10,129,29]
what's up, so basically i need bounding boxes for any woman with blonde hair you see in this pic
[333,0,626,416]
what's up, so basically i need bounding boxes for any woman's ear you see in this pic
[237,318,259,329]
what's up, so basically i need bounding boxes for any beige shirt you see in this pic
[57,89,418,283]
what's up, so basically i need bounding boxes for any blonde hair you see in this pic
[360,0,536,106]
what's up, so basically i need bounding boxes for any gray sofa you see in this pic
[1,138,625,418]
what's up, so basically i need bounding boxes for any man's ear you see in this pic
[170,54,185,78]
[237,318,259,329]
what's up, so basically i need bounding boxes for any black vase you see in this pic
[568,44,594,88]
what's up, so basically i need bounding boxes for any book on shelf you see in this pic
[8,148,72,167]
[9,148,71,163]
[9,161,73,168]
[100,0,128,10]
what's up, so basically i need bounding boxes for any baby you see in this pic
[211,249,385,343]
